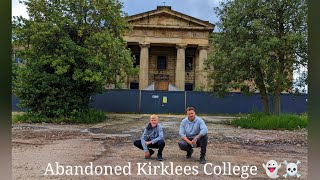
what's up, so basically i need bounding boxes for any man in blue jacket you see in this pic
[178,107,208,164]
[134,114,165,161]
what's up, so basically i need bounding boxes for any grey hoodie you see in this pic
[179,115,208,139]
[141,123,164,152]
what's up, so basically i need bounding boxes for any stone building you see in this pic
[123,6,214,91]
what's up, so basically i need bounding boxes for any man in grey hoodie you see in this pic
[134,114,165,161]
[178,107,208,164]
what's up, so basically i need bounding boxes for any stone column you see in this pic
[139,43,150,90]
[175,44,187,91]
[195,45,209,90]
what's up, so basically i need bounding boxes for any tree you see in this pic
[12,0,137,118]
[205,0,307,114]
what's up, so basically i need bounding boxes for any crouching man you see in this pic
[178,107,208,164]
[133,114,165,161]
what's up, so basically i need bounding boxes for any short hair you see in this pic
[150,114,158,120]
[186,107,195,113]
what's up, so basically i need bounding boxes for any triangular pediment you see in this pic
[128,6,214,31]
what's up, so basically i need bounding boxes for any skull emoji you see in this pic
[283,160,301,178]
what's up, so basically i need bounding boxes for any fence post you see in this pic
[184,91,187,110]
[139,90,142,114]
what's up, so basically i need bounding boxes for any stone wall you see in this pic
[148,46,176,85]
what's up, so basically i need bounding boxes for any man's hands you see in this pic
[183,134,201,147]
[145,141,152,145]
[192,134,201,143]
[182,136,196,146]
[190,140,196,147]
[145,151,150,158]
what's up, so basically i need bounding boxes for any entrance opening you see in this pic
[185,83,193,91]
[154,74,169,91]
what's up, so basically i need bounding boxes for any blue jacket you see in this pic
[141,123,164,152]
[179,115,208,139]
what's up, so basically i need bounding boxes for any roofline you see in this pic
[127,6,215,31]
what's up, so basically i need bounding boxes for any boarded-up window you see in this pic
[185,57,193,71]
[157,56,167,70]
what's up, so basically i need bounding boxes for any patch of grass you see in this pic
[12,109,106,124]
[230,113,307,130]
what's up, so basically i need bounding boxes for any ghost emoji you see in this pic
[283,160,301,178]
[263,160,281,178]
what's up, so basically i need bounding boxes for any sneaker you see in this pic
[145,149,155,159]
[149,149,155,157]
[186,149,194,158]
[200,157,206,164]
[157,154,163,161]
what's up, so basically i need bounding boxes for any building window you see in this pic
[130,82,139,89]
[185,57,193,71]
[157,56,166,70]
[185,83,193,91]
[133,54,140,67]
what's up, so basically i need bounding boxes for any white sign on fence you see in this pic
[152,95,159,98]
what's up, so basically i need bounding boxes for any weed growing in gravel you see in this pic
[230,113,307,130]
[12,109,106,124]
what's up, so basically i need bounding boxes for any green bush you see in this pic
[12,0,137,118]
[230,113,307,130]
[12,109,106,124]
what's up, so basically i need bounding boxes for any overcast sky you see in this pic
[12,0,222,31]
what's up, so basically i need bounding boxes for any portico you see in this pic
[124,6,214,91]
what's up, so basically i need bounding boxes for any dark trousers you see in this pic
[134,139,165,155]
[178,134,208,157]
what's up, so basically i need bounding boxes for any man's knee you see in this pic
[200,134,208,142]
[158,140,165,147]
[199,135,208,148]
[133,140,141,147]
[178,141,188,150]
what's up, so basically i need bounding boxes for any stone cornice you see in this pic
[130,24,214,31]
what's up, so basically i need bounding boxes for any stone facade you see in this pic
[124,6,214,91]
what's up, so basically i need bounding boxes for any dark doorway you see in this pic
[185,83,193,91]
[130,82,139,89]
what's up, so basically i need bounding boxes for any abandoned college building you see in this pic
[123,6,214,91]
[12,6,308,114]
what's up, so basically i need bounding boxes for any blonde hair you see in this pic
[150,114,159,120]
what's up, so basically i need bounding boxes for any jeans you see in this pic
[134,139,165,155]
[178,134,208,157]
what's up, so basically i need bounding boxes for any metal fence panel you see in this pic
[91,90,140,113]
[12,94,23,112]
[12,91,307,114]
[186,92,264,114]
[140,90,185,114]
[279,94,308,114]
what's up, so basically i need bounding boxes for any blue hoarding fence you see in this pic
[12,90,307,114]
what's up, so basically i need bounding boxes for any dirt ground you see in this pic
[12,114,308,180]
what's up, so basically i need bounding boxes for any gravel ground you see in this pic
[12,114,308,180]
